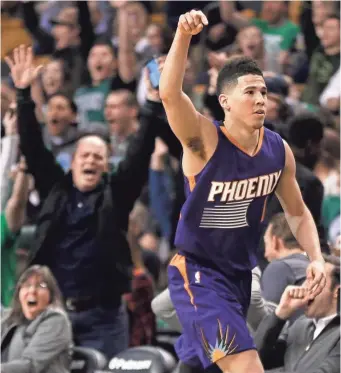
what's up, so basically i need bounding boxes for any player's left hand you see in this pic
[306,260,327,298]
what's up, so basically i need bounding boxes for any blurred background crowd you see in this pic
[1,1,340,373]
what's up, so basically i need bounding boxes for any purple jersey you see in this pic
[174,123,285,275]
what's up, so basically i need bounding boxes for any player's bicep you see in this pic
[275,141,305,216]
[162,92,216,158]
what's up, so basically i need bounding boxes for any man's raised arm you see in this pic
[5,45,64,199]
[159,10,216,163]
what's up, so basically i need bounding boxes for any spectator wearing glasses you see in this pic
[1,265,72,373]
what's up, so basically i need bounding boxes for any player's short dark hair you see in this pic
[47,92,78,114]
[216,56,263,95]
[268,213,300,250]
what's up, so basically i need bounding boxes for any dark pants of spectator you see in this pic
[69,304,129,360]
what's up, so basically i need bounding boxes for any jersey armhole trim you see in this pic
[260,195,269,222]
[187,175,196,192]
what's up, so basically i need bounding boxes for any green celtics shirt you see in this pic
[74,75,137,134]
[74,79,112,133]
[252,19,300,50]
[252,18,300,72]
[1,212,17,307]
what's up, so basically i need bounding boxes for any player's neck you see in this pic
[223,118,261,156]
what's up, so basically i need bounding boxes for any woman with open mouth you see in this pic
[1,265,72,373]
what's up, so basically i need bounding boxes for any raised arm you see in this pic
[4,157,30,234]
[159,10,217,175]
[275,141,326,298]
[77,1,96,61]
[1,108,20,209]
[219,1,250,30]
[115,1,138,83]
[21,1,55,54]
[5,46,64,199]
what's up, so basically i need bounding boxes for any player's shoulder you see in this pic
[262,126,286,167]
[263,125,281,138]
[263,125,284,146]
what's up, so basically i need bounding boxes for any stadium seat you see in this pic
[71,346,107,373]
[155,324,180,359]
[107,346,177,373]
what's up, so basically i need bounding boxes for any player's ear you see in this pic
[218,93,230,111]
[275,236,284,252]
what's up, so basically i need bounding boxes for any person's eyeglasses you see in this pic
[21,282,48,290]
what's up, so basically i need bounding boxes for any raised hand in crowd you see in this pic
[156,55,167,72]
[207,51,229,70]
[144,55,166,103]
[3,103,17,136]
[144,68,161,103]
[207,52,229,96]
[150,137,169,172]
[4,156,31,233]
[275,284,310,320]
[5,45,43,89]
[207,68,219,96]
[1,102,20,209]
[153,137,169,158]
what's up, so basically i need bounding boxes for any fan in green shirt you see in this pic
[1,212,17,307]
[220,1,301,73]
[301,15,340,106]
[74,40,136,134]
[252,18,300,51]
[1,158,30,307]
[251,3,300,73]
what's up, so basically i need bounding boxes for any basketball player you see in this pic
[159,10,327,373]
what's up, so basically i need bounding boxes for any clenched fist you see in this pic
[275,284,310,320]
[178,10,209,36]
